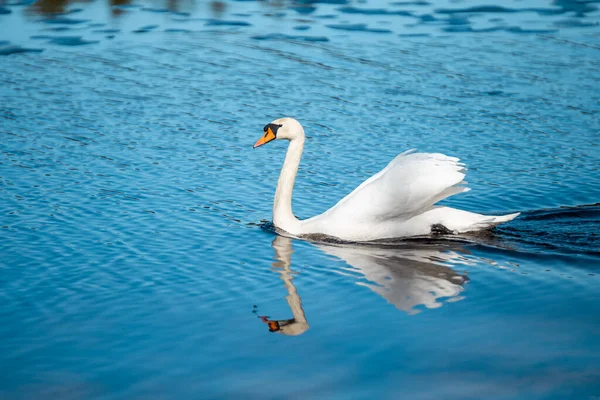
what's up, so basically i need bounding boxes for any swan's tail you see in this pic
[466,212,521,231]
[491,212,521,224]
[424,208,521,233]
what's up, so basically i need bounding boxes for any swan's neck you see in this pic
[273,137,304,232]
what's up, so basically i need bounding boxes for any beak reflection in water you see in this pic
[258,236,474,335]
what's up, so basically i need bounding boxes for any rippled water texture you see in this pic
[1,0,600,398]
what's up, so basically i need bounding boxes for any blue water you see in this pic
[1,0,600,398]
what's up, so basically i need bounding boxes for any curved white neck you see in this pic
[273,137,304,232]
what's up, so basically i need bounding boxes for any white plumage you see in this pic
[254,118,519,242]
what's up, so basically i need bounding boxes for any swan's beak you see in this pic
[253,127,276,148]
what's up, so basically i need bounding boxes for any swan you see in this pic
[253,117,519,242]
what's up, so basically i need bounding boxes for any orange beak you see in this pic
[253,127,276,148]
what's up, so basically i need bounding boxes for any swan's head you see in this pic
[253,117,305,148]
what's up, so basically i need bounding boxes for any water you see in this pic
[1,0,600,398]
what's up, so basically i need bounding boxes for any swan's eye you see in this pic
[263,123,281,136]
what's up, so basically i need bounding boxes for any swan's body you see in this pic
[254,118,519,242]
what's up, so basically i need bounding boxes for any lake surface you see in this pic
[1,0,600,398]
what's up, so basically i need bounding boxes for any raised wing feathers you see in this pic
[320,151,468,224]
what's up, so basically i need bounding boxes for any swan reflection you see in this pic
[317,242,471,314]
[258,236,309,336]
[259,236,473,334]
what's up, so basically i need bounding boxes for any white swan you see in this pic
[254,117,519,241]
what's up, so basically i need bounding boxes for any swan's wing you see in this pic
[313,150,469,224]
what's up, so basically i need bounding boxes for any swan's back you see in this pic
[301,151,476,240]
